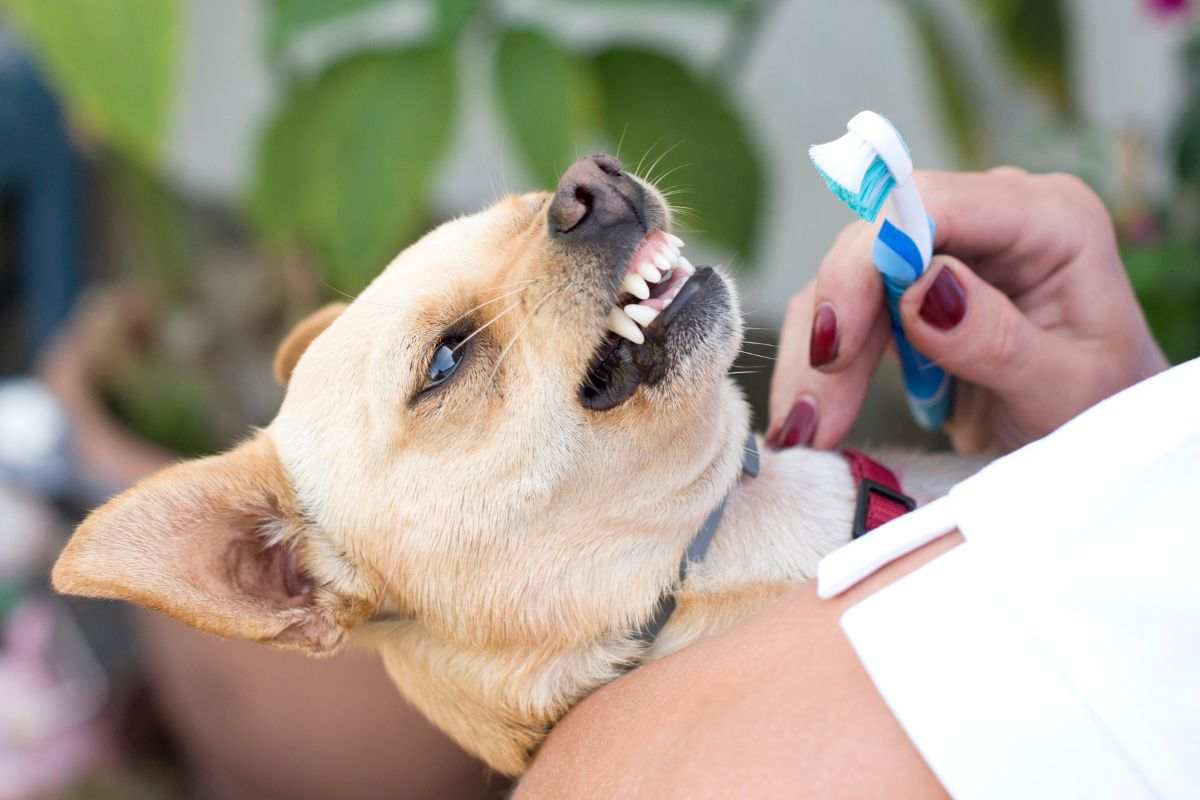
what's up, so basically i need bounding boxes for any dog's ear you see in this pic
[52,434,362,654]
[273,303,347,385]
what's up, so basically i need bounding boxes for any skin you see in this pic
[769,169,1168,453]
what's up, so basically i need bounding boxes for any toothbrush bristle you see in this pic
[854,157,896,221]
[810,133,897,222]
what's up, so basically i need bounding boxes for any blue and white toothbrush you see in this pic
[809,110,952,431]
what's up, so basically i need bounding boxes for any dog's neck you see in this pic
[644,441,859,658]
[364,377,983,775]
[366,422,907,773]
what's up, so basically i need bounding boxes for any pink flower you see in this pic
[1148,0,1191,17]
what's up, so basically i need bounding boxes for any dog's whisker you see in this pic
[658,186,694,201]
[321,282,360,303]
[654,162,691,188]
[454,300,525,353]
[449,281,540,327]
[487,287,565,387]
[741,340,779,350]
[643,142,683,186]
[634,141,661,180]
[737,351,775,362]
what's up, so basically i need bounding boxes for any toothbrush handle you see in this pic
[879,273,954,431]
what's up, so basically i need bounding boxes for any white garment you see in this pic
[817,357,1200,800]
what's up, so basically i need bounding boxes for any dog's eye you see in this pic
[424,337,464,390]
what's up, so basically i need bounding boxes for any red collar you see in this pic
[841,450,915,539]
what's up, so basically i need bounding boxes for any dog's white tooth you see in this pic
[622,272,651,300]
[665,233,685,249]
[624,303,659,327]
[653,252,672,273]
[665,243,680,263]
[607,307,645,344]
[638,260,662,283]
[677,255,696,276]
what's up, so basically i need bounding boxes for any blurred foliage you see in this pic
[898,0,985,167]
[1126,243,1200,364]
[6,0,1194,450]
[101,359,217,457]
[3,0,771,453]
[7,0,770,299]
[495,28,594,188]
[1125,27,1200,364]
[2,0,180,167]
[268,0,394,56]
[896,0,1073,166]
[251,46,457,291]
[594,47,762,258]
[251,0,769,293]
[966,0,1073,117]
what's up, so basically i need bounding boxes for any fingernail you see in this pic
[809,303,839,368]
[766,396,818,450]
[919,266,966,330]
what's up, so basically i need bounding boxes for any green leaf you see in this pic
[250,46,457,294]
[268,0,397,57]
[895,0,985,167]
[965,0,1074,117]
[3,0,180,166]
[435,0,481,39]
[1125,242,1200,365]
[562,0,739,7]
[495,28,596,188]
[592,48,763,262]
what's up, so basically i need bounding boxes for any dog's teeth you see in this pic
[677,255,696,277]
[607,307,645,344]
[665,233,685,249]
[622,272,651,300]
[638,261,662,283]
[624,304,659,327]
[653,252,672,273]
[665,243,680,263]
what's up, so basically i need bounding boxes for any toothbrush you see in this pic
[809,110,952,431]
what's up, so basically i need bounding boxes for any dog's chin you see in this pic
[579,266,736,411]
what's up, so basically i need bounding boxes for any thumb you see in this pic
[898,256,1074,397]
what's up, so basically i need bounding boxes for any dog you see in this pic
[52,154,977,775]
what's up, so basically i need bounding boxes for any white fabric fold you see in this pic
[817,358,1200,798]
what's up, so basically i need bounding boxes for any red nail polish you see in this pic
[919,266,966,330]
[767,397,818,450]
[809,303,839,368]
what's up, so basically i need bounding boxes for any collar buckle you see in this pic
[852,478,916,540]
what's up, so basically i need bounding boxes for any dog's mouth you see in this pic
[580,231,718,411]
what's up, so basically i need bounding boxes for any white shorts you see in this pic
[818,358,1200,799]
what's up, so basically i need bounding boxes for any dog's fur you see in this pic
[53,163,976,774]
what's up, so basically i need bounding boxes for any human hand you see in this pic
[768,169,1168,454]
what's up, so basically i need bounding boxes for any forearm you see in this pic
[518,533,963,799]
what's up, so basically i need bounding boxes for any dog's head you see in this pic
[53,155,750,767]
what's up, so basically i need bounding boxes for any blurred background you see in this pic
[1,0,1197,798]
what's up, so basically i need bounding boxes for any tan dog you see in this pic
[53,155,975,774]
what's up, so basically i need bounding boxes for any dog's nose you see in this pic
[548,154,645,240]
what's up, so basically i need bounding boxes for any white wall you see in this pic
[163,0,1189,320]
